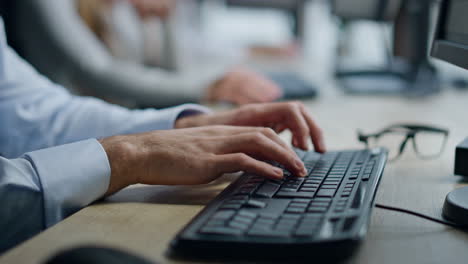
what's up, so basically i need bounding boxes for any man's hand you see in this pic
[205,69,283,105]
[176,102,326,153]
[100,126,308,195]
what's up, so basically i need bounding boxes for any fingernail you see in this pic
[302,139,309,150]
[320,141,326,152]
[299,167,308,177]
[274,168,284,178]
[295,159,304,170]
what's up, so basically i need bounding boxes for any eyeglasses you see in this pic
[358,124,449,161]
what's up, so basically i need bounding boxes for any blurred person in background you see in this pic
[7,0,282,108]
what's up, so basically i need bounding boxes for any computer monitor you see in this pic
[333,0,440,96]
[432,0,468,70]
[332,0,402,21]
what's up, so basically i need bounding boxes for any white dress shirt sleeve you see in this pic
[0,139,110,251]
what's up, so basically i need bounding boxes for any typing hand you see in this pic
[204,68,283,105]
[176,102,326,153]
[100,126,307,195]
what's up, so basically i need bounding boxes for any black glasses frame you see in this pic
[358,124,449,161]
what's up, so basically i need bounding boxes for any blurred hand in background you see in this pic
[205,68,283,105]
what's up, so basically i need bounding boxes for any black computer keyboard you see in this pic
[171,148,388,260]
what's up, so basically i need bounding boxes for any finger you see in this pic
[285,103,310,151]
[262,81,283,101]
[215,126,295,156]
[215,153,284,180]
[233,129,297,159]
[255,127,296,156]
[292,138,299,148]
[299,104,326,153]
[254,81,281,102]
[273,123,287,133]
[218,133,306,177]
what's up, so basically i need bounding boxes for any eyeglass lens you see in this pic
[412,130,447,158]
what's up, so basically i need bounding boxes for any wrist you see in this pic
[99,135,140,196]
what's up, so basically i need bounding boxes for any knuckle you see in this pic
[286,102,301,113]
[234,153,250,165]
[250,132,265,143]
[286,101,297,108]
[288,100,301,107]
[261,127,275,136]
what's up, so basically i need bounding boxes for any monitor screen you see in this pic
[432,0,468,69]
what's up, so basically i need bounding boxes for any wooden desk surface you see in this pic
[2,86,468,264]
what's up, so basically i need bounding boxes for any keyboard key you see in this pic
[310,201,330,207]
[277,218,298,228]
[200,227,243,236]
[300,187,317,192]
[362,173,371,181]
[255,182,281,198]
[307,207,327,213]
[244,199,267,208]
[229,221,250,230]
[286,207,306,214]
[302,183,320,188]
[276,191,315,198]
[237,187,256,195]
[293,198,311,203]
[282,214,302,220]
[232,216,254,225]
[342,191,351,197]
[238,210,257,219]
[323,179,340,183]
[289,202,308,209]
[212,210,235,220]
[257,216,276,223]
[316,188,336,197]
[205,219,226,227]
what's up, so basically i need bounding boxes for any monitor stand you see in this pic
[336,0,441,97]
[338,62,440,97]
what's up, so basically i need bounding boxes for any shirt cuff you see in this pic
[24,139,110,227]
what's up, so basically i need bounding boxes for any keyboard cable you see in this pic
[375,203,467,229]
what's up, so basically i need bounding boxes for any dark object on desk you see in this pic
[442,187,468,226]
[268,72,319,100]
[454,138,468,177]
[334,0,441,96]
[432,0,468,71]
[44,246,154,264]
[171,148,388,260]
[453,78,468,90]
[434,0,468,230]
